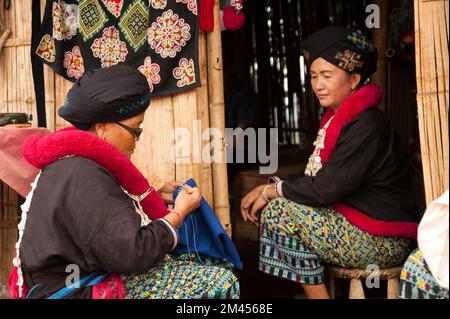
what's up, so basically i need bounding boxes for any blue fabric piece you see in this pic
[173,179,243,270]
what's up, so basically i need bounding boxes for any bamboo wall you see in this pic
[0,0,229,294]
[414,0,449,205]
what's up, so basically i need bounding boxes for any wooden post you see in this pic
[414,0,449,204]
[196,32,215,207]
[370,0,391,113]
[206,0,231,236]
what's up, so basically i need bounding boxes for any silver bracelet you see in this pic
[262,184,271,202]
[274,181,282,197]
[268,176,281,184]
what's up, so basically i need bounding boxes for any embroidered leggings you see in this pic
[399,249,449,299]
[258,198,413,285]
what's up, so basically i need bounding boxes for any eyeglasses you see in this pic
[115,121,143,140]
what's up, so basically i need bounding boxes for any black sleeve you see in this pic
[86,218,174,274]
[62,158,175,274]
[282,112,383,206]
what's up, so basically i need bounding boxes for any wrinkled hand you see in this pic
[240,184,267,226]
[158,181,183,204]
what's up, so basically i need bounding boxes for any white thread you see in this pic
[190,215,205,266]
[184,218,191,257]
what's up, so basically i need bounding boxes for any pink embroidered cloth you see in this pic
[0,127,51,197]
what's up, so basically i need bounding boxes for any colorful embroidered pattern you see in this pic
[101,0,124,18]
[347,29,374,52]
[63,46,85,79]
[52,1,78,40]
[176,0,197,15]
[147,9,191,58]
[33,0,200,95]
[52,1,78,41]
[91,26,128,67]
[399,249,449,299]
[78,0,109,42]
[124,253,240,299]
[259,198,412,285]
[173,58,196,87]
[35,34,56,63]
[138,57,161,92]
[334,50,364,72]
[117,91,150,115]
[151,0,167,9]
[118,0,149,52]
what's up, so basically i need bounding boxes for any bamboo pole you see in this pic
[414,0,449,204]
[0,0,10,53]
[371,0,391,112]
[433,1,449,189]
[423,2,441,197]
[206,0,231,236]
[420,0,438,202]
[0,28,10,53]
[196,31,215,207]
[0,32,6,113]
[414,0,431,205]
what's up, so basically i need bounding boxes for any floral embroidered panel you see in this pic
[33,0,200,96]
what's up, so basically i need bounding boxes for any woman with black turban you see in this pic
[241,27,421,298]
[9,64,240,299]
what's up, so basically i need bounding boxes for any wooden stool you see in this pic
[327,266,403,299]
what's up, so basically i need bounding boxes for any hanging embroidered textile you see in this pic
[32,0,200,96]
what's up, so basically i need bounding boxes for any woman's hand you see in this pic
[173,185,201,220]
[240,184,268,226]
[158,181,183,204]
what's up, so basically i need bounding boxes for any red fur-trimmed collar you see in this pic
[22,126,167,220]
[319,83,383,163]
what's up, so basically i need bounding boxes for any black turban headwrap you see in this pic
[302,27,378,84]
[58,64,151,130]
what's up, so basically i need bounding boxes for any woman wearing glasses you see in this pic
[9,64,239,299]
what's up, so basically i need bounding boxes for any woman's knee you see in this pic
[260,198,291,228]
[215,268,240,298]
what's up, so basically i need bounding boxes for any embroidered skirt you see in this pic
[399,249,449,299]
[259,198,412,285]
[124,253,240,299]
